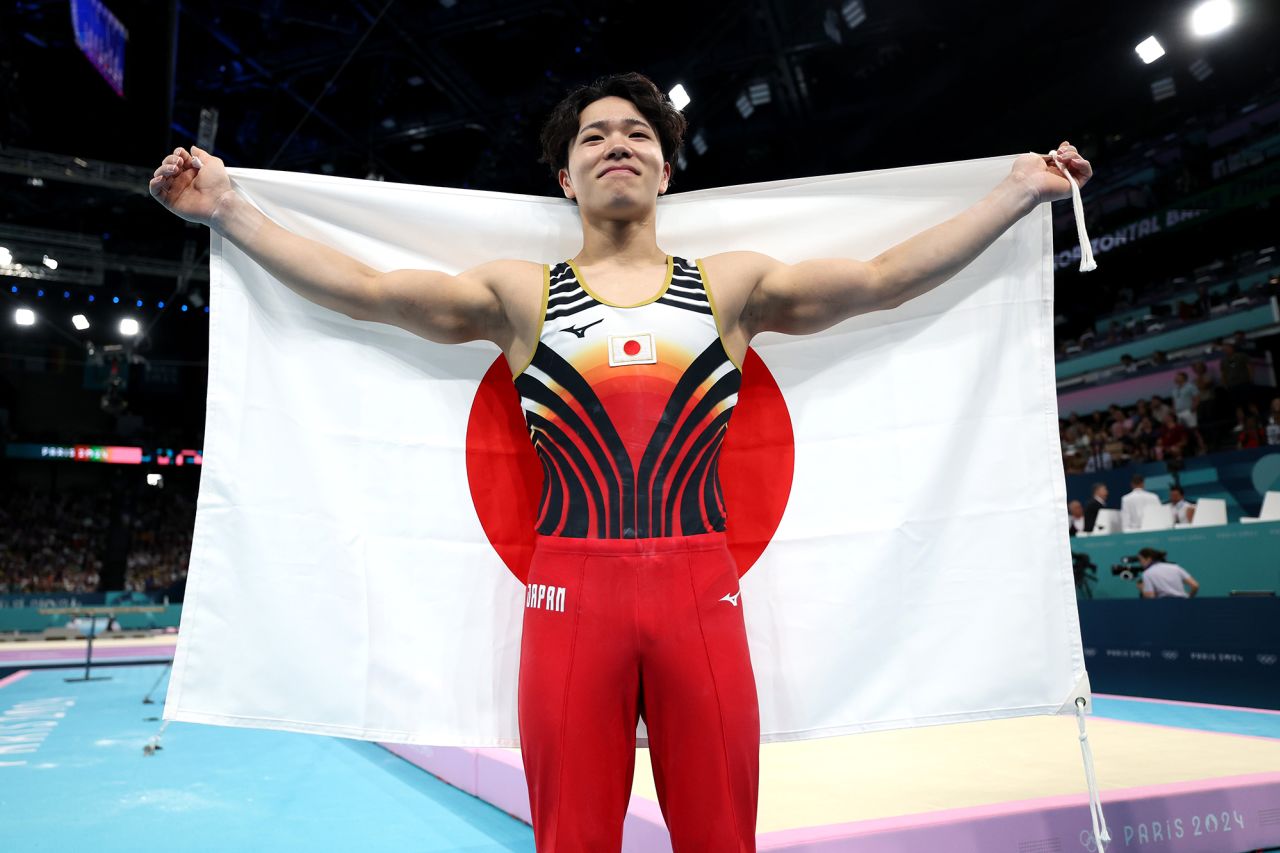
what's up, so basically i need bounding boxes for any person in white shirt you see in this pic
[1168,484,1195,525]
[1136,548,1199,599]
[1120,473,1162,532]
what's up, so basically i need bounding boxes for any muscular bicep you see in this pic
[362,263,508,345]
[744,254,887,337]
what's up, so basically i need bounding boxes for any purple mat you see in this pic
[0,642,176,663]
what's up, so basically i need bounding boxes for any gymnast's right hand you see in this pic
[148,145,233,227]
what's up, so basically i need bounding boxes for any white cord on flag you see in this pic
[1050,151,1097,272]
[1075,697,1111,851]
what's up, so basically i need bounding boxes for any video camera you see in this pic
[1111,555,1145,581]
[1071,552,1098,597]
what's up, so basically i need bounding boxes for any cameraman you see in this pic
[1135,547,1200,599]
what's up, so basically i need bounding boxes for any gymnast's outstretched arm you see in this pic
[715,142,1093,339]
[148,145,532,348]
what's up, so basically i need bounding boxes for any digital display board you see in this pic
[5,444,203,466]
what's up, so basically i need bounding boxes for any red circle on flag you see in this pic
[623,339,641,356]
[465,348,794,583]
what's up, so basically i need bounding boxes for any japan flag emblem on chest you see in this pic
[607,333,657,367]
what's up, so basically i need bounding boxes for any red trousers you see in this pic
[518,532,760,852]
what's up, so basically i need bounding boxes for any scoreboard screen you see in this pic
[5,444,203,466]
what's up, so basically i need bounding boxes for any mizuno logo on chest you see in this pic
[560,318,603,338]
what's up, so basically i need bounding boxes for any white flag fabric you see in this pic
[164,155,1089,746]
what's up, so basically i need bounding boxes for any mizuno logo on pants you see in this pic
[526,584,566,613]
[720,591,741,607]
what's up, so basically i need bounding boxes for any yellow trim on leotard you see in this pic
[567,255,674,308]
[512,264,550,378]
[695,257,743,371]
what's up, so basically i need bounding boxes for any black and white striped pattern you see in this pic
[544,263,596,322]
[656,257,713,315]
[544,257,713,321]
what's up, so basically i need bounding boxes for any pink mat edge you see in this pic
[381,743,1280,847]
[754,770,1280,845]
[0,670,32,689]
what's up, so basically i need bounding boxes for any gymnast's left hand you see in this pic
[1010,141,1093,204]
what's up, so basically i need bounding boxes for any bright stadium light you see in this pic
[0,246,11,265]
[119,317,139,336]
[1135,35,1165,64]
[668,83,691,110]
[42,254,58,270]
[15,308,36,326]
[1190,0,1235,36]
[72,314,90,330]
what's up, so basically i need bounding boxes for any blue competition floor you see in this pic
[0,664,533,852]
[1092,694,1280,740]
[2,664,1279,852]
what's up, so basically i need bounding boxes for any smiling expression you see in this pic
[558,95,672,214]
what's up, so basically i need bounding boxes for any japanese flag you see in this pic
[164,157,1088,746]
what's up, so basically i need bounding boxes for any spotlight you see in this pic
[691,130,708,156]
[1135,36,1165,64]
[120,318,139,336]
[42,255,58,270]
[735,93,754,119]
[1190,0,1235,36]
[15,308,36,326]
[0,247,11,265]
[1151,76,1177,102]
[668,83,691,111]
[72,314,90,330]
[748,81,771,105]
[841,0,867,29]
[1188,58,1214,81]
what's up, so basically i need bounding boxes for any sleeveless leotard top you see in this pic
[514,256,741,539]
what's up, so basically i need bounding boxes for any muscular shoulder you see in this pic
[698,251,781,332]
[699,250,779,287]
[459,258,543,294]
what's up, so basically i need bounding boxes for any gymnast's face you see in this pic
[558,95,671,216]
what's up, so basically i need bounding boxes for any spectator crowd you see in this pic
[0,485,195,596]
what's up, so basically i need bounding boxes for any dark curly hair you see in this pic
[539,72,687,183]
